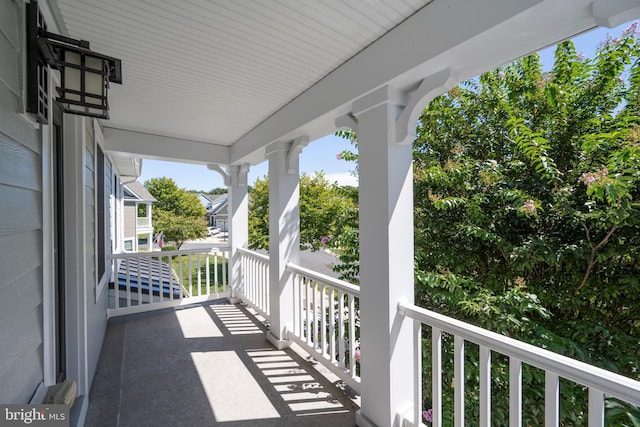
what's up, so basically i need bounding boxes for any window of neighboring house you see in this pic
[123,239,133,252]
[97,146,105,281]
[137,203,146,218]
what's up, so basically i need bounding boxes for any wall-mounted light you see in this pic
[26,0,122,123]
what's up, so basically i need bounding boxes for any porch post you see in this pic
[265,138,308,349]
[228,164,249,303]
[351,86,417,427]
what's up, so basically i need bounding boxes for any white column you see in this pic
[352,86,417,427]
[265,140,304,349]
[228,164,249,303]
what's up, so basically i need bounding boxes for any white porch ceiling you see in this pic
[51,0,640,166]
[54,0,429,146]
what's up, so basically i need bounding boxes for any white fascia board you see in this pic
[103,127,230,165]
[230,0,603,164]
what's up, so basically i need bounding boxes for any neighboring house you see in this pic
[2,2,638,427]
[202,193,229,230]
[122,178,156,252]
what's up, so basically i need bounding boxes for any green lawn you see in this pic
[169,253,229,296]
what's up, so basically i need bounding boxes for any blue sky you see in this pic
[138,20,636,192]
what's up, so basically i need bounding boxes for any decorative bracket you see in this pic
[230,163,250,187]
[396,67,458,145]
[335,113,359,135]
[286,136,310,174]
[207,164,230,186]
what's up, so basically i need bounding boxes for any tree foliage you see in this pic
[152,210,207,249]
[145,177,206,218]
[248,172,358,253]
[335,24,640,426]
[144,177,207,247]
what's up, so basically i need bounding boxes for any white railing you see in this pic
[287,263,361,393]
[136,217,151,228]
[237,248,270,318]
[398,301,640,427]
[107,247,229,317]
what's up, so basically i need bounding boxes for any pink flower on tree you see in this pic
[422,409,433,423]
[622,21,640,37]
[354,349,361,362]
[321,236,330,246]
[519,199,536,215]
[336,153,343,160]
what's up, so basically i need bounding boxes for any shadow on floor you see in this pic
[86,299,359,426]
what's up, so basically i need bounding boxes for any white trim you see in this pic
[41,53,63,388]
[41,104,55,388]
[63,115,90,396]
[95,119,108,303]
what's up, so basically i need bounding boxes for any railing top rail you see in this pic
[398,301,640,407]
[287,262,360,297]
[238,247,269,263]
[108,246,230,259]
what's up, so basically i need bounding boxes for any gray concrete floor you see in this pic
[86,299,359,426]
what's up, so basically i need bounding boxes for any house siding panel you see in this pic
[83,119,107,395]
[0,268,43,403]
[0,3,44,403]
[124,203,136,238]
[0,0,20,97]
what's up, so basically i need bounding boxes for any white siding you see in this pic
[83,121,107,391]
[0,0,44,404]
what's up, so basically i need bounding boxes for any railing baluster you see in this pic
[432,327,442,427]
[414,319,423,427]
[338,290,345,368]
[306,280,311,346]
[222,250,227,293]
[178,255,183,300]
[159,254,164,302]
[187,254,192,297]
[135,258,141,305]
[588,388,604,427]
[348,293,356,377]
[454,335,465,427]
[329,289,336,363]
[545,371,559,427]
[321,283,327,358]
[205,253,210,296]
[510,357,522,427]
[213,253,218,296]
[480,345,491,427]
[147,256,153,304]
[167,255,173,300]
[197,253,202,296]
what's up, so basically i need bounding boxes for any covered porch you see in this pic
[35,1,640,425]
[86,299,359,426]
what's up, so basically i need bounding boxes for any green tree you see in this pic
[248,172,358,253]
[153,210,207,249]
[336,25,640,426]
[144,177,207,247]
[144,177,205,218]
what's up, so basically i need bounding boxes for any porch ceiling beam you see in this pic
[230,0,610,164]
[103,126,230,165]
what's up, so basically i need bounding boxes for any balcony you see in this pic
[136,217,152,230]
[92,248,640,426]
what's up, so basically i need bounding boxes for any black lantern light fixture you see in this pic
[26,0,122,123]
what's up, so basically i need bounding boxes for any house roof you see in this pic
[207,195,228,215]
[122,178,156,202]
[50,1,637,167]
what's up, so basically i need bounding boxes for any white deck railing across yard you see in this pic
[107,247,229,317]
[398,301,640,427]
[287,263,361,393]
[237,248,270,318]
